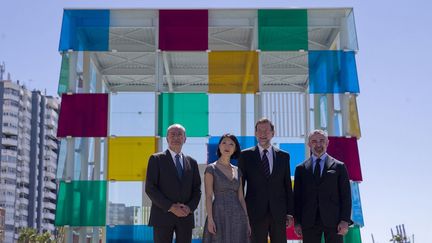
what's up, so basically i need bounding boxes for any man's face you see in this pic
[255,122,274,148]
[308,133,329,157]
[166,127,186,152]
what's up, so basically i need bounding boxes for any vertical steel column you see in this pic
[327,94,335,136]
[92,56,103,243]
[65,51,77,243]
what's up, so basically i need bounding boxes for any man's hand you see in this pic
[337,220,349,235]
[168,203,188,217]
[286,215,294,228]
[294,224,302,237]
[179,204,191,215]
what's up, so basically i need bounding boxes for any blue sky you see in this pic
[1,0,432,242]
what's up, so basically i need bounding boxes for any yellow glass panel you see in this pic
[348,95,361,139]
[209,51,259,93]
[108,137,158,181]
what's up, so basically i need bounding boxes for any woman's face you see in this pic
[219,137,236,157]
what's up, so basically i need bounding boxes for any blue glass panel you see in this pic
[279,143,305,176]
[351,182,364,227]
[208,136,257,165]
[309,51,360,94]
[59,10,110,51]
[107,225,153,243]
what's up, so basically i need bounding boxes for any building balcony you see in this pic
[44,201,56,211]
[42,222,55,232]
[43,211,56,220]
[45,181,57,190]
[20,197,29,205]
[0,171,17,181]
[44,190,57,200]
[44,119,57,128]
[44,170,57,180]
[1,149,17,157]
[45,150,58,159]
[2,115,19,125]
[2,138,18,147]
[46,107,59,119]
[2,104,19,113]
[45,139,58,150]
[45,129,57,139]
[19,186,29,194]
[3,93,20,102]
[2,183,16,192]
[2,126,18,135]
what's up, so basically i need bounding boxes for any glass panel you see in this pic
[279,143,305,176]
[159,10,208,51]
[108,137,157,181]
[57,93,109,137]
[208,51,259,93]
[208,136,257,165]
[59,10,110,51]
[258,9,308,51]
[307,9,359,51]
[348,94,361,138]
[261,92,306,138]
[108,182,145,225]
[57,138,90,181]
[109,10,157,52]
[161,137,208,164]
[327,136,362,181]
[110,92,155,136]
[158,93,208,137]
[344,226,362,243]
[351,182,364,227]
[308,51,360,94]
[58,54,69,96]
[55,181,107,226]
[107,225,153,243]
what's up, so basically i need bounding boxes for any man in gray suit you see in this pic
[294,129,352,243]
[145,124,201,243]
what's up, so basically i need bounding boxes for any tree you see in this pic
[18,228,54,243]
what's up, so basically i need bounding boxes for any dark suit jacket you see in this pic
[238,146,294,223]
[294,155,352,228]
[145,150,201,228]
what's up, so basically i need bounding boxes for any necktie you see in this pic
[262,149,270,178]
[175,154,183,178]
[314,158,321,182]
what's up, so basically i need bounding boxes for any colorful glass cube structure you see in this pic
[56,8,364,242]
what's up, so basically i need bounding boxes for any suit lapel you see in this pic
[182,155,191,181]
[253,146,268,179]
[164,150,182,182]
[270,147,279,179]
[320,155,335,182]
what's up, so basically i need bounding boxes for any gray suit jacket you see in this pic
[294,155,352,228]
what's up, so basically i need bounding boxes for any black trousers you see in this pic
[153,224,192,243]
[251,213,286,243]
[302,210,343,243]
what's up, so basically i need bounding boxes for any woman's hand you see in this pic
[247,221,252,237]
[208,218,217,235]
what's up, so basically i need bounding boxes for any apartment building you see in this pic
[0,80,60,242]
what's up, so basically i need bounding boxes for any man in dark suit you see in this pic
[238,118,294,243]
[294,129,351,243]
[145,124,201,243]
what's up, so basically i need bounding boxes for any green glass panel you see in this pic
[55,181,107,226]
[258,9,308,51]
[57,54,69,96]
[158,93,208,137]
[344,226,362,243]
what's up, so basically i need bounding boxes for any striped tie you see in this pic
[262,149,270,178]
